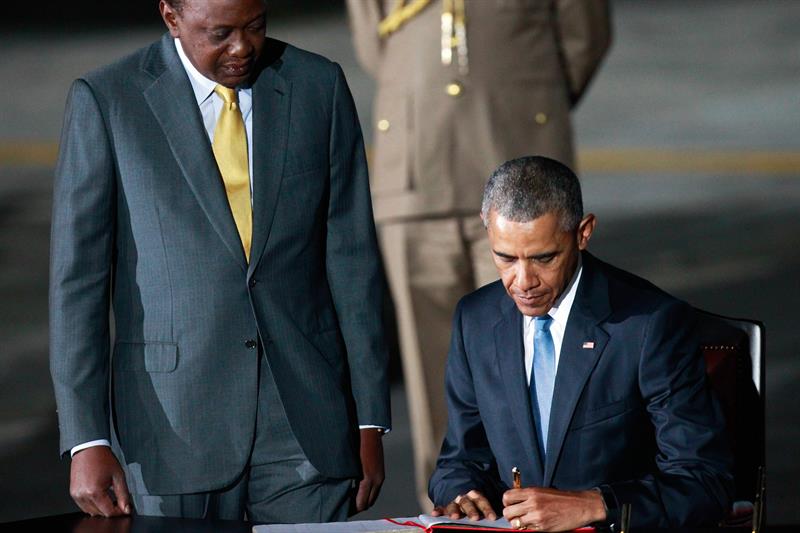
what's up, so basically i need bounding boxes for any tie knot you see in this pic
[214,85,238,105]
[533,315,553,332]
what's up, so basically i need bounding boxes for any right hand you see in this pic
[431,489,497,521]
[70,446,132,517]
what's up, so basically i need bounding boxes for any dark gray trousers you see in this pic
[131,350,356,524]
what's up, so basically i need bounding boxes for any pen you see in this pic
[512,467,521,489]
[752,465,765,533]
[619,503,631,533]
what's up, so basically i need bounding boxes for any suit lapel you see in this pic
[142,35,247,271]
[247,56,291,278]
[543,253,611,485]
[494,296,545,484]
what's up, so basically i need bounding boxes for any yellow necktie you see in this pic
[212,85,252,261]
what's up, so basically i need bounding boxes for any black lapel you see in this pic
[494,294,545,484]
[142,34,247,271]
[543,252,611,485]
[247,40,291,278]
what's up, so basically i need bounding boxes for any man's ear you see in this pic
[576,214,596,251]
[159,0,181,38]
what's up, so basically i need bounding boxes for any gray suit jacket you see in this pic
[50,34,390,495]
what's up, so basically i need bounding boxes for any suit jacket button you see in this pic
[245,339,257,349]
[249,278,257,287]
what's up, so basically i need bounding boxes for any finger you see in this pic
[473,495,497,521]
[368,477,383,507]
[92,489,124,517]
[502,488,526,506]
[111,472,132,515]
[458,495,482,520]
[74,494,103,517]
[355,479,370,512]
[431,506,446,517]
[446,500,464,519]
[503,501,528,522]
[520,512,542,532]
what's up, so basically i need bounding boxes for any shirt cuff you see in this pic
[595,484,620,529]
[358,425,390,434]
[71,439,111,458]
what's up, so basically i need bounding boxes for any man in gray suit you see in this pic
[50,0,389,523]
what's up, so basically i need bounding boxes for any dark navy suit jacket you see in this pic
[429,252,733,527]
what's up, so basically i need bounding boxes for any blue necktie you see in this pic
[530,316,556,457]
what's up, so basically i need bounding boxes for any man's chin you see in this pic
[513,298,551,318]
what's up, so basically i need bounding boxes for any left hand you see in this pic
[502,487,606,531]
[355,428,385,513]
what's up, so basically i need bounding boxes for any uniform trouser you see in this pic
[131,347,356,523]
[378,215,497,510]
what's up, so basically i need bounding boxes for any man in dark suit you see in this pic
[428,156,733,530]
[50,0,389,523]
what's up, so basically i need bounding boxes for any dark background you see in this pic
[1,0,798,526]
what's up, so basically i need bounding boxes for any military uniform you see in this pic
[347,0,611,508]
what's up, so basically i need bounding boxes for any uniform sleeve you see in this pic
[346,0,386,78]
[554,0,613,106]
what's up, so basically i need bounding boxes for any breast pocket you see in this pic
[569,396,641,431]
[283,141,328,177]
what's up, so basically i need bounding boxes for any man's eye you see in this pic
[537,255,556,264]
[211,30,230,41]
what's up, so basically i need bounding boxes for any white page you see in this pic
[418,514,514,529]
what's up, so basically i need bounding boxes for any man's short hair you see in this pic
[481,156,583,231]
[163,0,184,12]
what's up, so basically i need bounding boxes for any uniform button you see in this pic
[245,339,257,349]
[377,119,390,132]
[445,82,462,97]
[249,278,257,287]
[535,112,548,125]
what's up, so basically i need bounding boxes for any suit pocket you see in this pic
[569,396,640,431]
[114,341,178,373]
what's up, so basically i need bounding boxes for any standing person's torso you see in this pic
[369,0,575,220]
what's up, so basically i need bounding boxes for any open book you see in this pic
[416,514,517,530]
[252,515,595,532]
[395,515,595,532]
[252,516,517,532]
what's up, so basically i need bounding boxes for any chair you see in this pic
[694,308,765,527]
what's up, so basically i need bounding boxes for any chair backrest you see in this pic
[694,308,766,505]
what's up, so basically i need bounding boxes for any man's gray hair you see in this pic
[481,156,583,231]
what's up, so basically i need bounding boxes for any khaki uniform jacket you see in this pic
[348,0,612,222]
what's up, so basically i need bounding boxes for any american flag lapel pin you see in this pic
[582,341,595,349]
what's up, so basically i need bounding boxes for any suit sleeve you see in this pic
[49,79,116,457]
[429,301,505,511]
[346,0,385,79]
[554,0,612,106]
[325,63,391,429]
[601,301,734,527]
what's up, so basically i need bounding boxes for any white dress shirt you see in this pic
[523,258,583,384]
[174,38,255,192]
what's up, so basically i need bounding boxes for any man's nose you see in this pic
[515,263,540,291]
[229,33,253,57]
